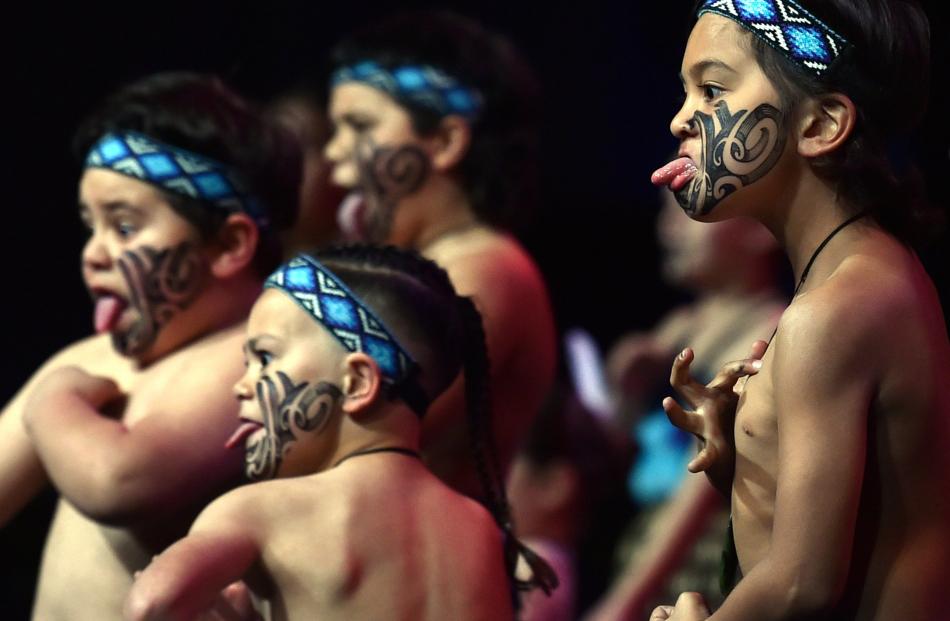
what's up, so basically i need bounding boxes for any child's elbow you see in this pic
[781,568,846,617]
[72,456,168,523]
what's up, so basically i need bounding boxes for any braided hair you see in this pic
[311,244,558,596]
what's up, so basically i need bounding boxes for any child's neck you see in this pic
[131,275,261,368]
[760,171,858,283]
[326,406,422,471]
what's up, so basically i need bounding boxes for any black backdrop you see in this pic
[1,1,946,614]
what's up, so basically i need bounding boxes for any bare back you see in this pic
[30,328,247,620]
[733,231,950,619]
[219,455,513,620]
[422,227,556,497]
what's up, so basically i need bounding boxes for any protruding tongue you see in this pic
[337,192,368,241]
[225,421,263,450]
[94,296,127,334]
[651,156,698,191]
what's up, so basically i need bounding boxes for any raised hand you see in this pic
[663,341,766,480]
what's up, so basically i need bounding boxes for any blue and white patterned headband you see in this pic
[264,254,430,416]
[85,131,269,230]
[698,0,849,76]
[331,60,483,122]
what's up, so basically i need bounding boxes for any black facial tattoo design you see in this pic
[114,241,206,355]
[244,370,343,481]
[355,135,430,242]
[676,101,786,217]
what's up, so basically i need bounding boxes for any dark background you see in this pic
[1,1,946,614]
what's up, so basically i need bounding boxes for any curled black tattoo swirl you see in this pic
[244,371,343,481]
[355,135,430,242]
[114,241,206,355]
[676,101,786,217]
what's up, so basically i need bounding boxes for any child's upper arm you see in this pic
[767,289,882,607]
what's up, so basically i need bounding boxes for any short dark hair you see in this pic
[330,11,541,230]
[694,0,938,244]
[74,72,302,275]
[311,244,555,595]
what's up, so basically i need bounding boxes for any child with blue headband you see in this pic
[125,245,556,620]
[0,72,300,619]
[323,11,557,501]
[649,1,950,620]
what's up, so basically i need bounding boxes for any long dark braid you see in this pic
[313,244,557,595]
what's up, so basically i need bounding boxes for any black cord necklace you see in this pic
[767,210,868,346]
[793,210,869,296]
[332,446,422,468]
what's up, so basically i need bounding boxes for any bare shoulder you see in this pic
[135,323,247,407]
[425,227,548,302]
[775,238,935,384]
[44,333,124,372]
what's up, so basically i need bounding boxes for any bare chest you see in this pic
[731,356,779,566]
[34,500,148,619]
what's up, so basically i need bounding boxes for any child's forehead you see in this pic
[683,14,752,75]
[249,290,337,344]
[79,168,169,210]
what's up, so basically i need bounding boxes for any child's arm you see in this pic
[0,390,48,527]
[0,340,96,527]
[22,358,243,523]
[667,295,875,621]
[125,492,261,621]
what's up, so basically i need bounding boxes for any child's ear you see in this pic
[340,353,382,416]
[209,213,260,279]
[796,93,856,159]
[428,115,472,172]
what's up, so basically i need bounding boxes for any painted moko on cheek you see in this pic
[354,135,430,243]
[112,240,207,356]
[677,100,786,217]
[244,370,343,481]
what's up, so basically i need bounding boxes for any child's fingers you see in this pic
[650,605,674,620]
[669,348,706,407]
[708,357,762,391]
[663,397,702,435]
[675,591,711,616]
[747,339,768,361]
[687,444,716,473]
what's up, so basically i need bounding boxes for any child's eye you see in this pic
[702,84,724,102]
[116,221,137,238]
[258,351,274,368]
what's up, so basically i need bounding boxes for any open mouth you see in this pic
[337,191,369,241]
[90,289,129,334]
[651,156,698,192]
[225,419,265,450]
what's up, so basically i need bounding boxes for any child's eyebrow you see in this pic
[680,59,740,84]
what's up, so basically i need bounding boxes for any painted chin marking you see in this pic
[677,101,786,217]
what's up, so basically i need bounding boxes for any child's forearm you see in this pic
[24,390,136,520]
[125,532,258,621]
[708,555,839,621]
